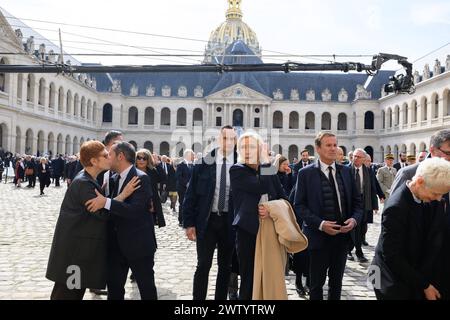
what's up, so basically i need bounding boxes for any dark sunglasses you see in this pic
[136,156,148,161]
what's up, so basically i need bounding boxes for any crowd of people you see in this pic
[2,127,449,301]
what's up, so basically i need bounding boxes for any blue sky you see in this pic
[1,0,449,73]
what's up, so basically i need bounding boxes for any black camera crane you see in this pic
[0,52,414,94]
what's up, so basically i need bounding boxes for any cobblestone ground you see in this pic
[0,179,379,300]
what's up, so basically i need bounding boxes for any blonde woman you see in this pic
[230,132,286,300]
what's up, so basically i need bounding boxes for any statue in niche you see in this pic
[338,88,348,102]
[130,83,139,96]
[273,89,283,100]
[194,85,203,97]
[290,89,299,100]
[306,89,315,101]
[146,84,155,97]
[413,70,420,84]
[162,85,171,97]
[178,86,187,97]
[321,88,332,101]
[111,79,121,93]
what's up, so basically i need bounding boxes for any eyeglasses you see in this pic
[136,156,148,161]
[437,147,450,156]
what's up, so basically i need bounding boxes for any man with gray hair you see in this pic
[176,149,195,226]
[371,157,450,300]
[347,148,379,262]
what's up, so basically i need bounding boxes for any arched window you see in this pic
[338,113,347,130]
[73,137,79,154]
[177,108,187,126]
[80,97,86,118]
[57,134,63,154]
[25,129,34,154]
[87,100,92,120]
[65,135,71,155]
[444,89,450,116]
[193,108,203,126]
[129,140,138,149]
[402,103,408,124]
[381,110,385,129]
[364,146,374,160]
[38,78,46,106]
[421,97,428,121]
[47,132,55,155]
[144,107,154,125]
[66,90,72,114]
[160,141,169,156]
[49,82,56,108]
[233,109,244,127]
[161,108,171,126]
[411,100,418,122]
[17,73,23,100]
[102,103,113,123]
[27,74,35,102]
[144,141,153,152]
[288,145,298,162]
[58,87,64,111]
[273,111,283,129]
[37,131,45,155]
[0,58,8,93]
[305,145,314,157]
[387,108,393,128]
[73,94,80,116]
[0,123,7,150]
[128,106,138,125]
[364,111,374,129]
[394,105,400,126]
[321,112,331,130]
[305,112,315,130]
[432,93,439,118]
[272,144,282,155]
[289,112,299,129]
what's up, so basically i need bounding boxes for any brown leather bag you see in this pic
[25,168,33,176]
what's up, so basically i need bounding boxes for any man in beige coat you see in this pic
[376,153,397,200]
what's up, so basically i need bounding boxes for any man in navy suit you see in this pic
[183,125,237,300]
[86,142,157,300]
[294,132,362,300]
[176,149,195,226]
[293,149,312,177]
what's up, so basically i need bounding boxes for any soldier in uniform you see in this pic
[376,154,397,200]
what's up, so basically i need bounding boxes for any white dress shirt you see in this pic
[211,149,233,213]
[104,165,133,211]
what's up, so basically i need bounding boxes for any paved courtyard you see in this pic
[0,179,379,300]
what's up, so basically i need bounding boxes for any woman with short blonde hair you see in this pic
[230,132,287,300]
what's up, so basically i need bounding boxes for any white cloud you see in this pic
[410,2,450,25]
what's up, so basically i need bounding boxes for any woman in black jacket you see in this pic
[135,148,166,228]
[275,155,294,196]
[46,141,139,300]
[38,158,51,195]
[230,132,286,300]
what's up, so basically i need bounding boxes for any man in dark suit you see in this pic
[294,132,362,300]
[176,149,195,226]
[51,154,65,187]
[393,152,408,172]
[85,142,157,300]
[371,157,450,300]
[183,125,237,300]
[347,149,379,262]
[293,149,312,177]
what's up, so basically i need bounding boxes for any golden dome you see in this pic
[204,0,261,63]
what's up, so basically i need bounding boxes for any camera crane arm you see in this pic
[0,52,414,94]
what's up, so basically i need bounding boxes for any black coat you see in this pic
[38,163,51,186]
[51,157,65,176]
[176,161,193,193]
[164,163,177,192]
[46,171,109,289]
[183,148,237,240]
[371,182,447,299]
[146,167,166,228]
[108,166,156,260]
[230,163,287,235]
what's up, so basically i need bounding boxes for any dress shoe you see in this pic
[347,254,355,261]
[357,255,369,263]
[362,241,369,246]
